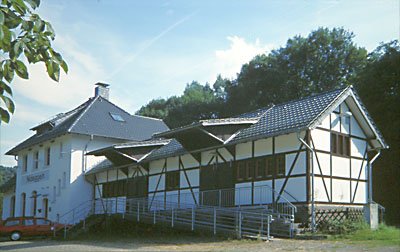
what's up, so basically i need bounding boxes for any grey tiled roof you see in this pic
[144,139,186,161]
[144,87,350,160]
[231,88,347,143]
[6,96,169,155]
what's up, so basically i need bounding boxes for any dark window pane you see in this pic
[255,159,265,178]
[276,155,286,176]
[265,156,274,177]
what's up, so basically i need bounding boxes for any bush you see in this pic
[318,219,367,235]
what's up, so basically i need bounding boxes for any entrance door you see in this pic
[200,162,234,206]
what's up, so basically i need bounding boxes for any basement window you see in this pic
[110,113,125,122]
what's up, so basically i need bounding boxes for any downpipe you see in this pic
[298,132,316,233]
[82,134,94,172]
[368,150,381,203]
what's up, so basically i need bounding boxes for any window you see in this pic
[265,156,274,177]
[165,171,180,191]
[21,193,26,217]
[245,160,254,180]
[45,147,51,166]
[276,154,286,176]
[34,151,39,169]
[236,161,246,181]
[110,113,125,122]
[102,180,127,198]
[62,172,67,188]
[23,219,34,226]
[36,219,51,225]
[31,191,37,216]
[22,155,28,172]
[331,132,350,156]
[4,220,19,227]
[255,159,265,178]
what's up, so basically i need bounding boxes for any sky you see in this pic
[0,0,399,167]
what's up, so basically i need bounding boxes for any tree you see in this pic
[354,40,400,225]
[0,0,67,123]
[226,27,367,113]
[137,81,223,128]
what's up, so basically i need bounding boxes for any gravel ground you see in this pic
[0,237,399,252]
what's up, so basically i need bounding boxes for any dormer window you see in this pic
[110,113,125,122]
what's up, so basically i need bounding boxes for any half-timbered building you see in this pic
[86,86,387,226]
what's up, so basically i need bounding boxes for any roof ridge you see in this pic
[306,85,352,129]
[273,86,349,108]
[67,96,100,133]
[133,114,164,121]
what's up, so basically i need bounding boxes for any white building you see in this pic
[2,83,168,222]
[2,85,387,235]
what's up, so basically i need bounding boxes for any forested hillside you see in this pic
[137,27,399,225]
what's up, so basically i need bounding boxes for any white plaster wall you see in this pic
[286,151,306,175]
[313,152,330,176]
[180,169,199,188]
[341,103,351,134]
[314,177,331,202]
[332,156,350,177]
[351,181,367,204]
[331,113,341,132]
[148,192,165,210]
[166,157,179,171]
[318,114,331,129]
[149,159,165,175]
[350,116,366,138]
[351,139,367,158]
[179,188,199,206]
[235,182,252,205]
[95,171,108,183]
[181,154,199,169]
[2,192,14,220]
[351,159,367,180]
[275,177,306,202]
[217,147,234,162]
[332,179,350,202]
[254,138,272,157]
[201,150,216,165]
[149,174,165,192]
[235,142,252,160]
[275,132,304,154]
[311,129,330,152]
[253,180,273,205]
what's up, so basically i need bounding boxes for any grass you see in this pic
[330,224,400,247]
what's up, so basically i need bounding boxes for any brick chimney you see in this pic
[94,82,110,100]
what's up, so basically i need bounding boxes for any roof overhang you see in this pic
[308,87,388,150]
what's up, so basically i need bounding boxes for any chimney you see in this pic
[94,82,110,100]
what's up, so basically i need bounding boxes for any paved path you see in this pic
[0,237,398,251]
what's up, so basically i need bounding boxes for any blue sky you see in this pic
[0,0,398,166]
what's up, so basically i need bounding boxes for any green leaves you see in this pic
[0,0,68,123]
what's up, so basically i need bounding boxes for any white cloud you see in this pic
[212,36,273,80]
[12,35,105,110]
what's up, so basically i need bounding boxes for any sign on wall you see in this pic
[23,170,49,184]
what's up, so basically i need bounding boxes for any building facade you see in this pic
[86,86,387,222]
[2,84,168,221]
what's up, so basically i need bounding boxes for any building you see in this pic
[2,83,169,221]
[85,86,387,225]
[2,85,387,235]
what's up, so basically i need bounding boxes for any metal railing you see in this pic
[372,201,385,223]
[57,184,298,239]
[158,184,297,221]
